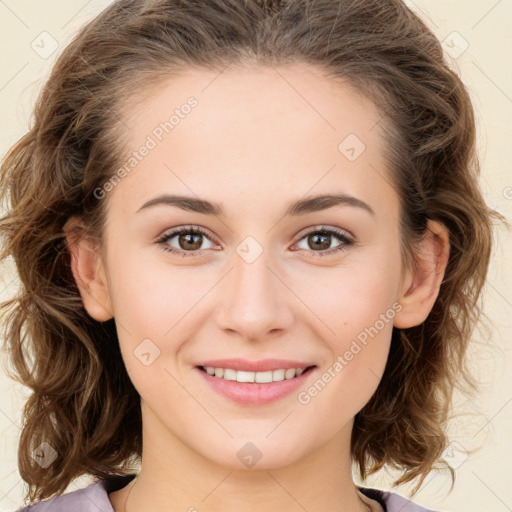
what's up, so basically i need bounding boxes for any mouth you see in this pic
[196,364,317,383]
[194,363,318,405]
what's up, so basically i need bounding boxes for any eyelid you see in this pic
[294,224,354,242]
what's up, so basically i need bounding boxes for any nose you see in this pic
[214,251,294,342]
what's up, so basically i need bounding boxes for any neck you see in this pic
[110,402,378,512]
[119,475,374,512]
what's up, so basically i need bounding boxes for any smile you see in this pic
[200,365,315,383]
[195,365,318,406]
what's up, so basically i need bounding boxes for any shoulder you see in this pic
[15,474,136,512]
[359,485,442,512]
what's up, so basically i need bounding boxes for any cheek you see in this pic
[298,274,395,424]
[293,257,398,393]
[294,252,401,339]
[105,250,214,379]
[107,245,197,331]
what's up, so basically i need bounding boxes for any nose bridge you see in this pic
[216,244,292,339]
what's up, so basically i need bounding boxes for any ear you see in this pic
[393,220,450,329]
[63,216,113,322]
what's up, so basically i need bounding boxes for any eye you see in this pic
[156,225,355,258]
[293,225,354,257]
[156,225,218,257]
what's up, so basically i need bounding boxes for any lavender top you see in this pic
[16,474,440,511]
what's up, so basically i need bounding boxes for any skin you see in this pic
[65,62,450,512]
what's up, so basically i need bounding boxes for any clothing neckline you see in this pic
[101,474,387,512]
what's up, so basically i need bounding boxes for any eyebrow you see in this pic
[136,193,375,217]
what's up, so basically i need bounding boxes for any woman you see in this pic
[0,0,502,511]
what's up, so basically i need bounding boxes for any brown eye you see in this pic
[294,226,354,256]
[177,232,203,251]
[156,226,216,256]
[306,232,332,251]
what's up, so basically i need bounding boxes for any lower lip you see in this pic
[194,366,317,406]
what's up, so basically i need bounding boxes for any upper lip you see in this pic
[196,358,316,372]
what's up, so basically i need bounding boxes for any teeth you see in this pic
[204,366,307,383]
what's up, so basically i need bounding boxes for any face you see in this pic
[70,63,442,471]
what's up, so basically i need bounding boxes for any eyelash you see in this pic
[155,225,355,258]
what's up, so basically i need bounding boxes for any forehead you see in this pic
[121,62,383,147]
[108,63,396,221]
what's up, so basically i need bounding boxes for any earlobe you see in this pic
[63,217,113,322]
[393,220,450,329]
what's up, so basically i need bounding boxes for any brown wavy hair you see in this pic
[0,0,506,505]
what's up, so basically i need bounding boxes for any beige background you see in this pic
[0,1,511,511]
